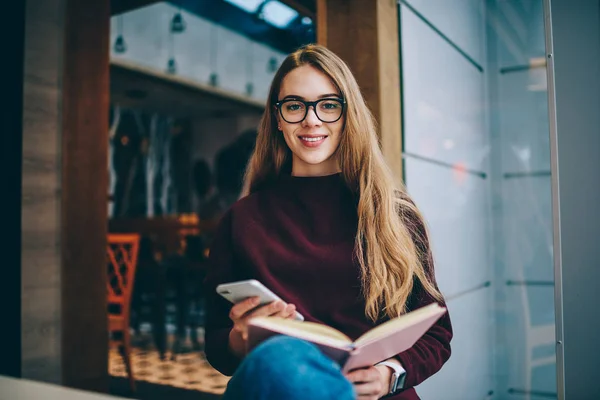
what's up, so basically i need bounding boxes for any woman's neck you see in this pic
[291,158,341,177]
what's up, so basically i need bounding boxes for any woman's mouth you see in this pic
[299,136,327,148]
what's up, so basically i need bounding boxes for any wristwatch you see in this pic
[376,360,407,395]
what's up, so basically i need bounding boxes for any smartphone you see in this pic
[216,279,304,321]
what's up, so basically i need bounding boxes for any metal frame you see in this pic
[542,1,565,398]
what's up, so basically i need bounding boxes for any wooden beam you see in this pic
[317,0,403,182]
[61,0,110,392]
[316,0,327,45]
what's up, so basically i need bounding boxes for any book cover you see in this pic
[247,302,447,373]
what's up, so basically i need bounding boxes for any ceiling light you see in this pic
[267,57,278,72]
[113,35,127,53]
[209,73,219,86]
[167,58,177,74]
[171,12,186,33]
[261,1,298,28]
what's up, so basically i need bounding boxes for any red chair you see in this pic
[107,233,140,393]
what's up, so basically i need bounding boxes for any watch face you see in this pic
[390,372,399,392]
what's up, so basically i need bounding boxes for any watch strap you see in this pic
[376,360,407,394]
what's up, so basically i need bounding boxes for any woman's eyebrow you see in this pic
[281,93,341,100]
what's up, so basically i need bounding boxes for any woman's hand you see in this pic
[228,296,297,357]
[345,364,392,400]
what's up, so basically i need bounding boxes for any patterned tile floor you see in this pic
[109,327,230,396]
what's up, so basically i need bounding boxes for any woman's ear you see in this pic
[274,109,282,131]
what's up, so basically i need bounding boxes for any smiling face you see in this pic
[276,65,345,177]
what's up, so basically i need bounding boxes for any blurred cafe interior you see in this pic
[106,0,315,397]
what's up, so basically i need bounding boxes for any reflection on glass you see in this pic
[399,0,555,398]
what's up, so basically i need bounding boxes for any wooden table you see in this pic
[0,376,128,400]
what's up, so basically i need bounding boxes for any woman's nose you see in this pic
[302,106,321,127]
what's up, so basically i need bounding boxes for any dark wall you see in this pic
[547,0,600,398]
[20,0,110,391]
[1,0,25,380]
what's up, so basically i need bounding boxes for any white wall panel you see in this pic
[405,0,486,66]
[501,177,553,282]
[405,157,491,298]
[497,71,551,173]
[416,288,494,400]
[402,6,488,173]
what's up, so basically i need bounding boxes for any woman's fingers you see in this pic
[273,303,296,319]
[228,297,298,323]
[229,300,296,345]
[229,296,260,322]
[246,300,286,319]
[345,367,380,384]
[346,366,385,400]
[229,300,296,357]
[284,304,297,319]
[354,381,384,398]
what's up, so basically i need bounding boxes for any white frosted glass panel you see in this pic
[111,4,171,70]
[110,2,285,102]
[404,0,485,65]
[169,13,214,84]
[416,288,493,400]
[405,157,491,298]
[217,29,251,95]
[401,6,488,173]
[501,177,553,282]
[501,285,556,394]
[497,70,550,173]
[250,45,282,101]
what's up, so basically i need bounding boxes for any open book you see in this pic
[247,302,446,373]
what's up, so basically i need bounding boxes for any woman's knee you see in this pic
[226,335,354,400]
[244,336,324,373]
[253,335,318,357]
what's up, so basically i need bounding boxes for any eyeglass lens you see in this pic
[279,99,343,123]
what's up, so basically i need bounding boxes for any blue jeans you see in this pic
[222,336,355,400]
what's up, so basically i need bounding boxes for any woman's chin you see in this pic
[291,153,338,173]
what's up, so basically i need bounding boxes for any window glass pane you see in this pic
[399,1,556,398]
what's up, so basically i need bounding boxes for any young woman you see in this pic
[204,44,452,400]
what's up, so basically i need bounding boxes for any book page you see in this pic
[250,317,353,344]
[354,303,445,346]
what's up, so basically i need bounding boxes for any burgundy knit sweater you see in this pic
[204,173,452,400]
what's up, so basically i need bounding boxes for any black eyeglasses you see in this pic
[274,98,346,124]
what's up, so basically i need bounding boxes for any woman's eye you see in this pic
[321,101,340,109]
[286,103,303,112]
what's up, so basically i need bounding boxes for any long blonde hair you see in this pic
[243,44,442,321]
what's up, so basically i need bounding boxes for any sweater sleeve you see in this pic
[203,210,243,376]
[394,205,453,388]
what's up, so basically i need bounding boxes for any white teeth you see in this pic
[301,136,325,142]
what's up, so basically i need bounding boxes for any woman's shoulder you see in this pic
[208,190,268,238]
[228,186,276,216]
